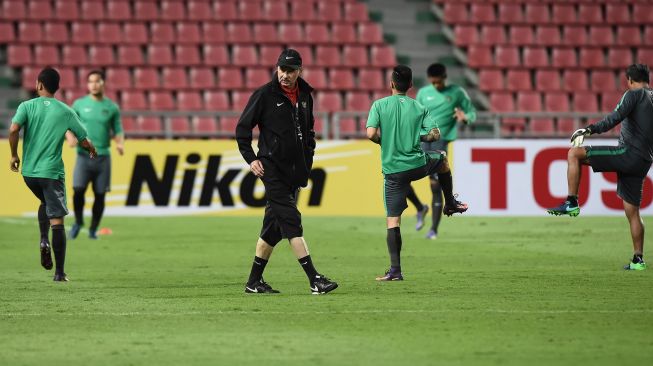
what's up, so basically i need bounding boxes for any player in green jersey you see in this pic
[366,65,468,281]
[66,70,124,239]
[408,63,477,240]
[8,67,97,281]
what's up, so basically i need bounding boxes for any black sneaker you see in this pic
[53,272,69,282]
[310,274,338,295]
[40,240,53,270]
[245,278,280,293]
[443,194,468,216]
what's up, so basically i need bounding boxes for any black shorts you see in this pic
[421,140,449,180]
[24,177,69,218]
[73,153,111,193]
[586,145,652,206]
[384,155,444,217]
[259,160,303,246]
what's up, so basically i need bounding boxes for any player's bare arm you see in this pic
[78,138,97,159]
[366,127,381,144]
[8,123,20,172]
[453,107,467,123]
[114,134,125,155]
[65,130,78,147]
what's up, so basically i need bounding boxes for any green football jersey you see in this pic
[366,95,438,174]
[12,97,88,180]
[72,95,122,156]
[416,84,476,141]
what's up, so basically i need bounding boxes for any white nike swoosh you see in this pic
[246,286,258,293]
[285,56,294,59]
[301,262,308,265]
[426,97,435,100]
[276,103,283,106]
[310,285,319,292]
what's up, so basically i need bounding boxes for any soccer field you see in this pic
[1,216,652,366]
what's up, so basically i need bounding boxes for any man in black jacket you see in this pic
[236,49,338,294]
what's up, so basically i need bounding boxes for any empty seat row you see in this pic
[454,25,653,47]
[442,3,653,25]
[478,69,628,93]
[467,46,653,70]
[489,91,624,113]
[1,0,367,23]
[2,21,384,45]
[8,44,396,68]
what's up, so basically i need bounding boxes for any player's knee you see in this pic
[568,147,586,161]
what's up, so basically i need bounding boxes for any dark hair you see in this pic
[427,63,447,78]
[626,64,650,83]
[87,69,105,81]
[392,65,412,92]
[37,67,60,94]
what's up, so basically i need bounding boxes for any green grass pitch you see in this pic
[1,215,652,365]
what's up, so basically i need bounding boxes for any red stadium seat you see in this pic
[193,117,218,134]
[315,92,343,112]
[616,26,642,47]
[606,4,631,25]
[214,2,237,21]
[290,46,313,65]
[291,1,317,22]
[562,26,587,46]
[338,118,358,138]
[572,92,599,112]
[4,0,26,19]
[516,92,542,112]
[260,45,284,65]
[489,92,514,112]
[118,46,144,66]
[552,48,577,68]
[495,46,520,68]
[176,45,201,66]
[121,117,137,133]
[633,5,653,25]
[591,70,617,91]
[478,70,503,92]
[523,47,549,68]
[313,116,325,138]
[232,91,251,111]
[333,24,357,44]
[443,3,468,23]
[218,67,244,89]
[359,23,384,44]
[162,67,188,90]
[35,45,60,65]
[226,23,253,43]
[177,91,203,110]
[148,45,174,66]
[170,117,191,135]
[480,25,506,45]
[506,70,531,92]
[578,4,603,24]
[600,91,625,112]
[315,46,341,67]
[466,46,493,68]
[8,45,32,66]
[454,25,478,46]
[133,68,160,90]
[205,91,231,110]
[344,3,369,22]
[563,70,589,92]
[134,1,159,21]
[535,70,561,92]
[253,23,279,44]
[202,22,226,44]
[471,4,495,23]
[245,68,272,89]
[121,91,147,110]
[21,67,39,89]
[106,1,131,21]
[557,118,576,134]
[345,92,372,112]
[498,4,523,24]
[149,91,175,110]
[544,92,570,112]
[151,22,176,44]
[71,23,96,44]
[161,0,185,21]
[232,46,258,67]
[301,68,328,90]
[188,1,213,21]
[278,24,303,44]
[97,23,121,44]
[43,22,68,44]
[343,46,368,67]
[54,0,78,21]
[509,26,534,46]
[123,23,148,44]
[80,1,104,21]
[371,46,396,68]
[19,22,43,43]
[579,48,605,69]
[305,24,330,44]
[28,0,53,20]
[358,69,385,91]
[525,4,550,24]
[89,46,115,66]
[552,4,577,25]
[608,48,633,69]
[202,45,229,66]
[264,1,289,21]
[317,1,341,21]
[56,67,76,90]
[636,49,653,65]
[239,1,263,21]
[189,68,215,89]
[106,68,132,89]
[588,26,613,47]
[138,117,163,133]
[535,26,561,46]
[0,22,16,43]
[530,118,554,134]
[328,69,355,90]
[219,116,239,135]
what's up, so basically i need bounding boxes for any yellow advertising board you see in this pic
[1,140,434,217]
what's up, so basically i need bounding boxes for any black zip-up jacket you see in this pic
[236,75,316,188]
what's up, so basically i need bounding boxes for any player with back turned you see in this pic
[547,64,653,271]
[8,67,97,282]
[366,65,468,281]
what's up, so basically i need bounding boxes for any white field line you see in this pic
[1,309,652,317]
